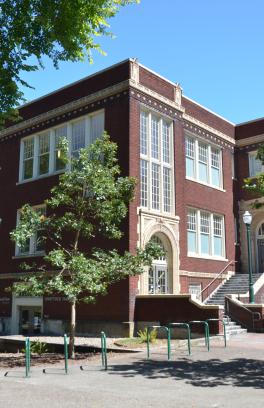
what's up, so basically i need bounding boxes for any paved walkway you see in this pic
[0,333,264,408]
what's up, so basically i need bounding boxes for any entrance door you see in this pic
[149,265,168,294]
[257,239,264,273]
[19,307,42,335]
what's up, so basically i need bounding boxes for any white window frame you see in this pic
[187,207,226,260]
[18,110,104,183]
[248,151,264,177]
[185,132,224,190]
[15,205,46,257]
[189,283,202,300]
[140,108,174,215]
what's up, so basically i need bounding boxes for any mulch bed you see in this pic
[0,352,99,368]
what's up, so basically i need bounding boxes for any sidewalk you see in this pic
[1,333,264,408]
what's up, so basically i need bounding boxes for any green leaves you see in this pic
[0,1,139,127]
[244,144,264,209]
[11,133,162,305]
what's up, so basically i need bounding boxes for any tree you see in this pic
[244,145,264,208]
[0,0,139,127]
[10,134,162,358]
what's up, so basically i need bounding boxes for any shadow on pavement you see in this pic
[108,358,264,389]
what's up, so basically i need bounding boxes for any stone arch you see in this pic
[139,218,180,294]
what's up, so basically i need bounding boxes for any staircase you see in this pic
[205,273,262,306]
[223,317,247,336]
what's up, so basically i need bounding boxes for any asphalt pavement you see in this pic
[0,333,263,408]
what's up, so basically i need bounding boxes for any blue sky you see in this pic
[21,0,264,124]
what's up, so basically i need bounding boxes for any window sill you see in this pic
[186,177,226,192]
[17,170,64,185]
[13,253,45,259]
[187,253,228,262]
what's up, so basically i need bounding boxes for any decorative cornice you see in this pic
[183,113,235,146]
[129,79,185,114]
[0,80,131,141]
[0,74,235,150]
[236,133,264,148]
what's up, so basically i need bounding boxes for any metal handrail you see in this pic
[200,260,237,301]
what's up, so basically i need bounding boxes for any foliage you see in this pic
[137,328,157,343]
[10,134,164,356]
[22,339,49,355]
[0,0,139,127]
[11,133,163,304]
[244,144,264,208]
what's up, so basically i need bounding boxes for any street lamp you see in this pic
[242,211,255,303]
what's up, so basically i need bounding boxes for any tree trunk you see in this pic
[69,300,76,359]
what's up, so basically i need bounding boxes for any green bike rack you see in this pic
[168,323,191,355]
[25,337,31,378]
[101,331,107,371]
[43,334,68,375]
[206,318,227,347]
[189,320,210,351]
[64,334,69,374]
[4,337,31,378]
[147,325,171,360]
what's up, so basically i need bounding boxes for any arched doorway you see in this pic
[257,222,264,273]
[148,234,171,294]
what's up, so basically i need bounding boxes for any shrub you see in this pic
[22,340,48,355]
[137,328,157,343]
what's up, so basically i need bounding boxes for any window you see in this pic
[248,152,264,177]
[148,235,168,294]
[140,110,174,213]
[16,206,46,256]
[189,284,202,300]
[185,135,222,188]
[71,119,85,157]
[54,125,67,171]
[19,110,104,182]
[38,132,50,175]
[187,208,225,258]
[23,138,34,180]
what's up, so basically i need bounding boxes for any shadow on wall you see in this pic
[108,358,264,389]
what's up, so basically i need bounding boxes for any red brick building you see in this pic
[0,58,263,336]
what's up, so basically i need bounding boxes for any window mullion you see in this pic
[195,139,198,179]
[208,145,212,185]
[148,112,152,209]
[67,123,72,171]
[159,118,163,212]
[197,210,201,254]
[210,213,214,256]
[33,135,39,178]
[19,141,24,182]
[85,116,90,147]
[220,149,223,188]
[49,130,55,173]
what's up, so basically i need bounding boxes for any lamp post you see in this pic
[242,211,255,303]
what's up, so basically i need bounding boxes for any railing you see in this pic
[199,260,236,302]
[225,296,262,331]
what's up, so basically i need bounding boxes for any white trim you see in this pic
[187,254,228,262]
[138,61,234,125]
[18,109,104,183]
[186,177,226,192]
[15,204,46,257]
[182,95,235,125]
[139,109,174,215]
[236,133,264,147]
[11,295,43,335]
[185,131,224,190]
[187,208,226,259]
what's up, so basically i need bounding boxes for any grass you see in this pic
[114,337,170,349]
